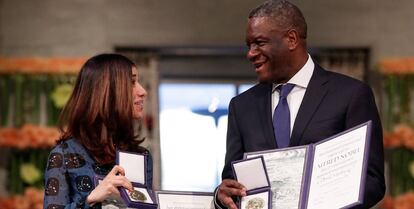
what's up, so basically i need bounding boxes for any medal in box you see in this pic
[116,150,158,209]
[232,156,272,209]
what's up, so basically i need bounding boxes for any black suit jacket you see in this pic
[220,64,385,208]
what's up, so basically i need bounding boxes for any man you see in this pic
[214,0,385,209]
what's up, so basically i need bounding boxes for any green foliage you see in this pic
[383,74,414,196]
[0,73,76,194]
[0,74,76,127]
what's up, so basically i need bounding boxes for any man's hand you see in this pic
[217,179,247,209]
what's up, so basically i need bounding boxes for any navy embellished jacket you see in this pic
[43,138,153,209]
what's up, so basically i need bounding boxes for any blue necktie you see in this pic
[273,84,295,148]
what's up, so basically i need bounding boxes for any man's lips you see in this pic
[254,61,266,72]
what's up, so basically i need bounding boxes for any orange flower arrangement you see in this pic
[382,124,414,209]
[381,192,414,209]
[379,57,414,75]
[0,56,87,74]
[0,124,59,149]
[0,187,43,209]
[383,124,414,150]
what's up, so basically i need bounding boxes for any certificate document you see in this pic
[156,191,214,209]
[305,122,370,209]
[245,146,309,209]
[244,121,371,209]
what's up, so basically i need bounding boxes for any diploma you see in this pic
[156,191,214,209]
[245,146,309,209]
[305,122,370,209]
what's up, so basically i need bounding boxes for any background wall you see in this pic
[298,0,414,64]
[0,0,258,57]
[1,0,414,65]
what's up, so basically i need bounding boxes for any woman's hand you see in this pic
[86,165,133,205]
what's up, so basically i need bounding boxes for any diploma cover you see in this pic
[244,121,372,209]
[156,191,214,209]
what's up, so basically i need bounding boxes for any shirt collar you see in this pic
[272,54,315,92]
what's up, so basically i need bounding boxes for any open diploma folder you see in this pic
[156,191,214,209]
[244,121,372,209]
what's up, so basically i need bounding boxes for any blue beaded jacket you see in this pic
[43,138,153,209]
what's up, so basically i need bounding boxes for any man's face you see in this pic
[246,17,291,84]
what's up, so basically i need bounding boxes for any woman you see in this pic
[43,54,150,209]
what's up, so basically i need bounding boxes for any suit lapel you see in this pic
[290,64,330,146]
[256,83,277,148]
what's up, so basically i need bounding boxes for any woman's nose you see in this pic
[137,83,147,96]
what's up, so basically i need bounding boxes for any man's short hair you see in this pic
[249,0,307,39]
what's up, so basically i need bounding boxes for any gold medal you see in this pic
[246,197,265,209]
[130,189,147,202]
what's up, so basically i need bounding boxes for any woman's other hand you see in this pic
[86,165,133,205]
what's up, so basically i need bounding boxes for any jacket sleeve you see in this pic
[43,144,94,209]
[221,98,245,180]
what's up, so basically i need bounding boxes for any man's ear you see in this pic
[286,29,300,50]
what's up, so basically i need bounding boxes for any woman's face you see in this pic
[132,67,147,119]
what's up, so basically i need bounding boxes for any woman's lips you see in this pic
[134,100,144,109]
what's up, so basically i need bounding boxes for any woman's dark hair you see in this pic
[58,53,144,165]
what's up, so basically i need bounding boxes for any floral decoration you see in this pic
[381,192,414,209]
[379,57,414,75]
[384,124,414,149]
[0,57,81,208]
[0,187,43,209]
[380,57,414,209]
[0,124,59,149]
[50,83,74,108]
[0,57,86,74]
[20,163,42,185]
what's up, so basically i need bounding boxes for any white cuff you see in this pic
[214,186,226,209]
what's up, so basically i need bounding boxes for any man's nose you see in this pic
[246,45,259,61]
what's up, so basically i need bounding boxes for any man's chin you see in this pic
[256,75,273,84]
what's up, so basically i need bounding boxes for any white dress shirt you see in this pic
[272,54,315,135]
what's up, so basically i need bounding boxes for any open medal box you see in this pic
[116,150,158,209]
[231,156,272,209]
